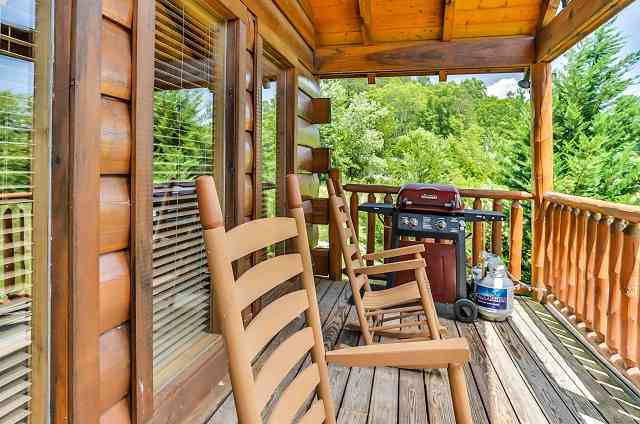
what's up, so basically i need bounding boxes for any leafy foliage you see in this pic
[313,22,640,280]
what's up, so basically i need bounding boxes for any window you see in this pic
[152,0,223,390]
[0,0,50,422]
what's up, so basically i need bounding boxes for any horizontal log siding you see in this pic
[100,1,134,420]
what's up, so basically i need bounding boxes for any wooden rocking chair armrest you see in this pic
[325,338,470,368]
[363,244,425,261]
[353,258,425,276]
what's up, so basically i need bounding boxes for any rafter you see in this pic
[315,37,534,78]
[536,0,635,62]
[358,0,372,45]
[537,0,561,29]
[442,0,456,41]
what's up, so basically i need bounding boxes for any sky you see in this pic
[476,2,640,99]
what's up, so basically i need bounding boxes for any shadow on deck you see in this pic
[207,279,640,424]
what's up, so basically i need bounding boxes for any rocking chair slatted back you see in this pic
[195,175,336,424]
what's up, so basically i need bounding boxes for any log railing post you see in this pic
[592,217,611,345]
[606,218,625,362]
[383,193,393,251]
[574,210,589,323]
[584,213,600,330]
[535,201,551,301]
[366,192,376,265]
[350,191,359,242]
[559,206,572,306]
[509,200,523,281]
[492,199,503,255]
[472,198,483,265]
[566,208,579,317]
[328,168,342,280]
[620,223,640,366]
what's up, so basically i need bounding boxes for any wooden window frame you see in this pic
[130,1,248,422]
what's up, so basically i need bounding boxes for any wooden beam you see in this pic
[442,0,456,41]
[537,0,560,29]
[271,0,315,49]
[130,0,154,420]
[240,0,314,70]
[315,37,534,78]
[51,0,102,422]
[536,0,636,62]
[438,70,447,82]
[530,63,554,289]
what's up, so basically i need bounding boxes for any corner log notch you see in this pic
[314,37,534,78]
[536,0,636,62]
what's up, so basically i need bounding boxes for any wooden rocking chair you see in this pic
[195,174,472,424]
[327,176,447,345]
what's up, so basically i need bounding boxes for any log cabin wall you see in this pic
[100,1,134,421]
[295,75,332,275]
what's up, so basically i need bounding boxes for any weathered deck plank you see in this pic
[207,281,640,424]
[493,319,580,424]
[456,321,520,423]
[521,298,640,423]
[441,319,489,424]
[474,319,551,423]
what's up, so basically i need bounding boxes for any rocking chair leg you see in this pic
[448,363,472,424]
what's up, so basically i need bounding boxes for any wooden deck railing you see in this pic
[0,193,34,303]
[536,192,640,386]
[341,183,533,282]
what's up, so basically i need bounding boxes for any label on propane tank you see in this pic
[476,286,508,310]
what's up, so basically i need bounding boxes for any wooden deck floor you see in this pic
[207,279,640,424]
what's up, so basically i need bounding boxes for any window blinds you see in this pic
[0,1,36,422]
[152,0,219,387]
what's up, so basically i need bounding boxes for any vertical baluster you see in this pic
[621,222,640,367]
[366,193,376,265]
[584,213,600,330]
[550,204,563,303]
[472,198,483,266]
[559,206,572,306]
[350,191,359,243]
[534,200,549,300]
[21,202,32,296]
[565,208,580,317]
[591,217,611,345]
[383,193,393,251]
[328,169,342,280]
[542,202,555,301]
[509,200,523,282]
[606,219,625,362]
[574,210,589,323]
[491,199,503,256]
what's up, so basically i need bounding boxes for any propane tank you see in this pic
[475,254,514,321]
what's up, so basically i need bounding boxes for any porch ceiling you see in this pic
[308,0,548,47]
[269,0,635,78]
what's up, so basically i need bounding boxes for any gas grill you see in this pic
[359,184,505,322]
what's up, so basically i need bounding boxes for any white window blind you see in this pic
[152,0,219,388]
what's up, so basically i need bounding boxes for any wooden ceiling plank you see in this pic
[536,0,636,62]
[442,0,456,41]
[315,37,534,77]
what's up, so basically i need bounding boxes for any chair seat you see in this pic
[363,281,422,310]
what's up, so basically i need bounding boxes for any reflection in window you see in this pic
[152,0,220,390]
[0,0,41,422]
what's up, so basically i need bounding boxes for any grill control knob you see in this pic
[409,217,419,228]
[435,219,447,230]
[400,216,409,226]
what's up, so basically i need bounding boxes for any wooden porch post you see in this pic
[531,62,554,299]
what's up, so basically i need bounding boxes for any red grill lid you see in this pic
[397,183,464,213]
